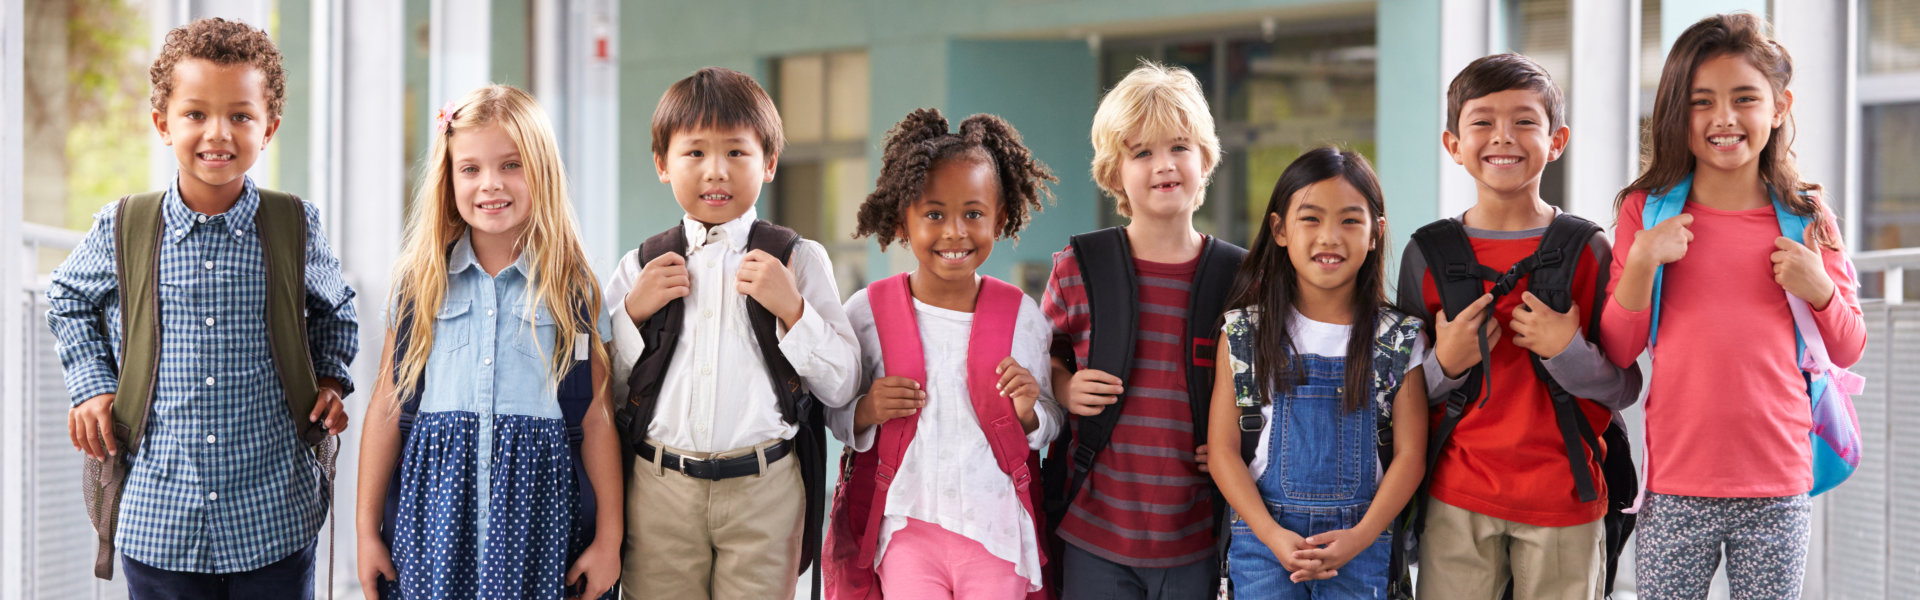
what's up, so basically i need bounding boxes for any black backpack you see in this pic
[1038,227,1246,579]
[1409,213,1639,596]
[615,220,829,596]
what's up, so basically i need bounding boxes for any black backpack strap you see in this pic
[616,225,690,453]
[1047,227,1138,518]
[1185,237,1248,449]
[557,302,602,568]
[744,220,825,594]
[380,309,429,549]
[1409,218,1492,486]
[1529,214,1606,503]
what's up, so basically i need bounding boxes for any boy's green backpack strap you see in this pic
[111,191,168,453]
[255,189,326,447]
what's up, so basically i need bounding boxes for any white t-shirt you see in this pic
[1245,309,1427,477]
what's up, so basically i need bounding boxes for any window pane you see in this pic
[1861,102,1920,299]
[1507,0,1571,208]
[779,55,825,145]
[1863,0,1920,74]
[827,51,870,142]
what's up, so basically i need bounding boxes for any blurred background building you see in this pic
[2,0,1916,598]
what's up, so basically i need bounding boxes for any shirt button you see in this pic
[204,317,216,327]
[206,434,216,444]
[701,365,712,375]
[483,357,492,366]
[203,261,214,270]
[205,376,215,386]
[196,214,208,223]
[703,309,714,319]
[486,308,495,317]
[207,491,218,501]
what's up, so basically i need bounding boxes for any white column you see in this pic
[1772,1,1855,242]
[1566,0,1639,222]
[563,0,619,275]
[0,0,28,596]
[430,0,491,117]
[332,0,405,596]
[1436,0,1497,220]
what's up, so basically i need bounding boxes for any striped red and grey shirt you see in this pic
[1041,245,1215,568]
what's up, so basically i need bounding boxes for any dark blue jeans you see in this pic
[122,541,315,600]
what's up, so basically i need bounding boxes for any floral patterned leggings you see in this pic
[1635,492,1812,599]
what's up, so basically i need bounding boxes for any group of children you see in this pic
[45,11,1863,600]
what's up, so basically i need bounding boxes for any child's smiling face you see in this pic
[1444,88,1567,198]
[1119,129,1207,220]
[900,158,1002,286]
[1687,53,1790,178]
[656,125,777,226]
[450,123,533,244]
[151,58,278,206]
[1273,176,1379,296]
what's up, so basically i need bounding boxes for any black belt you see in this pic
[638,440,791,481]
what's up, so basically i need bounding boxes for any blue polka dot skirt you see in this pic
[386,411,597,599]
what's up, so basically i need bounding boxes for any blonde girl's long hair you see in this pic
[388,84,607,408]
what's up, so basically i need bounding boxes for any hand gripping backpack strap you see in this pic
[1772,197,1865,496]
[89,191,165,580]
[1050,227,1139,517]
[255,189,341,600]
[859,273,929,569]
[1528,214,1607,503]
[618,226,689,453]
[1409,219,1497,485]
[742,220,827,592]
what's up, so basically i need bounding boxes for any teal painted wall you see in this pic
[616,0,1448,291]
[1374,0,1441,268]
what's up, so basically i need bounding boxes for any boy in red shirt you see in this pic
[1396,53,1642,599]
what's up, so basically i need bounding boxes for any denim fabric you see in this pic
[1227,353,1391,599]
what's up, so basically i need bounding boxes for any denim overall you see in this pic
[1227,352,1392,599]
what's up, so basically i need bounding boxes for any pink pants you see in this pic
[877,518,1031,599]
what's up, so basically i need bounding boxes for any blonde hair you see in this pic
[1089,60,1222,218]
[388,84,607,407]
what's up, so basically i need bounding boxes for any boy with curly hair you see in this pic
[47,17,357,598]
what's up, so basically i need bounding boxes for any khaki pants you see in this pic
[1416,497,1606,600]
[619,439,804,600]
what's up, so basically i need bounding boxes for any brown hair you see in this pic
[650,67,784,161]
[1620,12,1833,247]
[149,17,287,119]
[1446,53,1565,136]
[854,108,1056,249]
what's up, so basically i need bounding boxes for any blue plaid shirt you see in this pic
[45,176,359,573]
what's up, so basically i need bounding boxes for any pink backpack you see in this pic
[822,272,1049,599]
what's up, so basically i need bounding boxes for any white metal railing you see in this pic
[1853,247,1920,304]
[14,222,123,600]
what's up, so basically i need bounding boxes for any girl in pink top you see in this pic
[1601,13,1866,599]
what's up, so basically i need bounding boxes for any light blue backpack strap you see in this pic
[1772,195,1815,359]
[1642,173,1693,347]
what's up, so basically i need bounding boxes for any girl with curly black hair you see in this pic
[822,108,1062,599]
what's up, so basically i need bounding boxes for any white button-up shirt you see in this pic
[606,209,860,452]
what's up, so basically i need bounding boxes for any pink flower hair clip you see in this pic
[434,101,459,136]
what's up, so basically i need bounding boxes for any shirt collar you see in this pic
[164,175,260,245]
[445,229,532,278]
[682,207,757,253]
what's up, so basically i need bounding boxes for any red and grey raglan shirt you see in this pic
[1041,244,1216,568]
[1395,218,1644,527]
